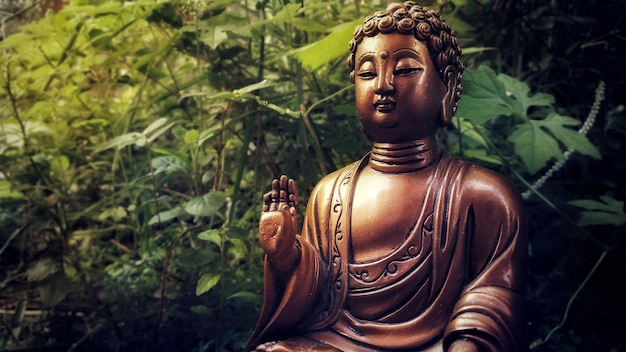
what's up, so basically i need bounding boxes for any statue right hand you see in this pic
[259,175,299,273]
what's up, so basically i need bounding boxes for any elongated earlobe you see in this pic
[440,66,458,127]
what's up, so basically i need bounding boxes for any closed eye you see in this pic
[357,71,376,79]
[394,67,423,76]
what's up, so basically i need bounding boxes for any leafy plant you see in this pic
[1,0,624,351]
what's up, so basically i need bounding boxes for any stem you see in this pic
[44,21,83,91]
[4,64,51,187]
[0,0,44,26]
[530,249,608,349]
[156,222,203,329]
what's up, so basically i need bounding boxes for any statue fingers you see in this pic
[288,178,298,207]
[278,175,290,207]
[262,191,272,212]
[269,179,280,211]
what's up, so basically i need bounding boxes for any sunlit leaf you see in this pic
[452,117,489,148]
[95,132,142,152]
[50,155,70,176]
[297,20,361,69]
[146,123,176,144]
[148,207,185,226]
[185,192,226,217]
[228,238,248,256]
[509,121,562,174]
[151,155,191,176]
[200,26,229,49]
[538,113,600,159]
[265,3,302,24]
[184,129,199,145]
[197,229,222,248]
[234,79,276,95]
[142,117,169,136]
[0,180,24,199]
[498,73,554,114]
[463,149,504,166]
[98,206,128,222]
[196,273,220,296]
[227,291,259,301]
[510,113,601,174]
[456,66,517,124]
[291,17,329,33]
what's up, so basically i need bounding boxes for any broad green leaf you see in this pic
[185,192,226,217]
[460,47,497,55]
[510,111,601,174]
[228,238,248,256]
[226,226,249,238]
[0,180,24,199]
[539,113,601,159]
[196,273,221,296]
[510,113,600,174]
[234,80,277,95]
[187,14,250,49]
[37,272,72,307]
[297,20,361,70]
[456,66,517,124]
[151,155,191,177]
[265,3,302,24]
[569,196,626,226]
[145,121,176,144]
[142,117,169,136]
[95,132,142,152]
[452,117,489,148]
[197,229,222,248]
[463,149,504,166]
[50,155,70,177]
[498,73,554,114]
[291,18,330,33]
[148,207,185,226]
[184,129,200,145]
[578,211,626,227]
[179,249,215,268]
[509,121,562,174]
[227,291,259,301]
[199,26,229,49]
[98,206,128,222]
[27,259,58,282]
[190,305,212,317]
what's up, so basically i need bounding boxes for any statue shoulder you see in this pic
[309,162,360,202]
[460,162,525,213]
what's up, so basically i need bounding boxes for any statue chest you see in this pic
[350,168,433,263]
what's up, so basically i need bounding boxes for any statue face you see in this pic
[354,32,447,142]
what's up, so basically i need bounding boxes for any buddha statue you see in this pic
[247,2,527,351]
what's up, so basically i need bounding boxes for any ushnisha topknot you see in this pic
[348,1,464,115]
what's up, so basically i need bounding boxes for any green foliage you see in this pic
[1,0,624,351]
[569,196,626,227]
[456,65,600,174]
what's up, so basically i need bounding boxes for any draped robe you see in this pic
[247,151,527,351]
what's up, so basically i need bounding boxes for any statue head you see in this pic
[348,1,464,125]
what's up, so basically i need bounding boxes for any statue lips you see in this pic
[374,97,396,113]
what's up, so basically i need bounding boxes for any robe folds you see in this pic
[247,151,527,351]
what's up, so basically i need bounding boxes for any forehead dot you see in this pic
[380,50,389,59]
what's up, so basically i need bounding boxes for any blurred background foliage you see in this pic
[0,0,624,351]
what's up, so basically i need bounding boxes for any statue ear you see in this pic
[440,66,458,126]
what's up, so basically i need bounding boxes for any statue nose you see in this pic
[375,72,395,95]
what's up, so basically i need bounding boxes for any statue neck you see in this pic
[369,138,440,174]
